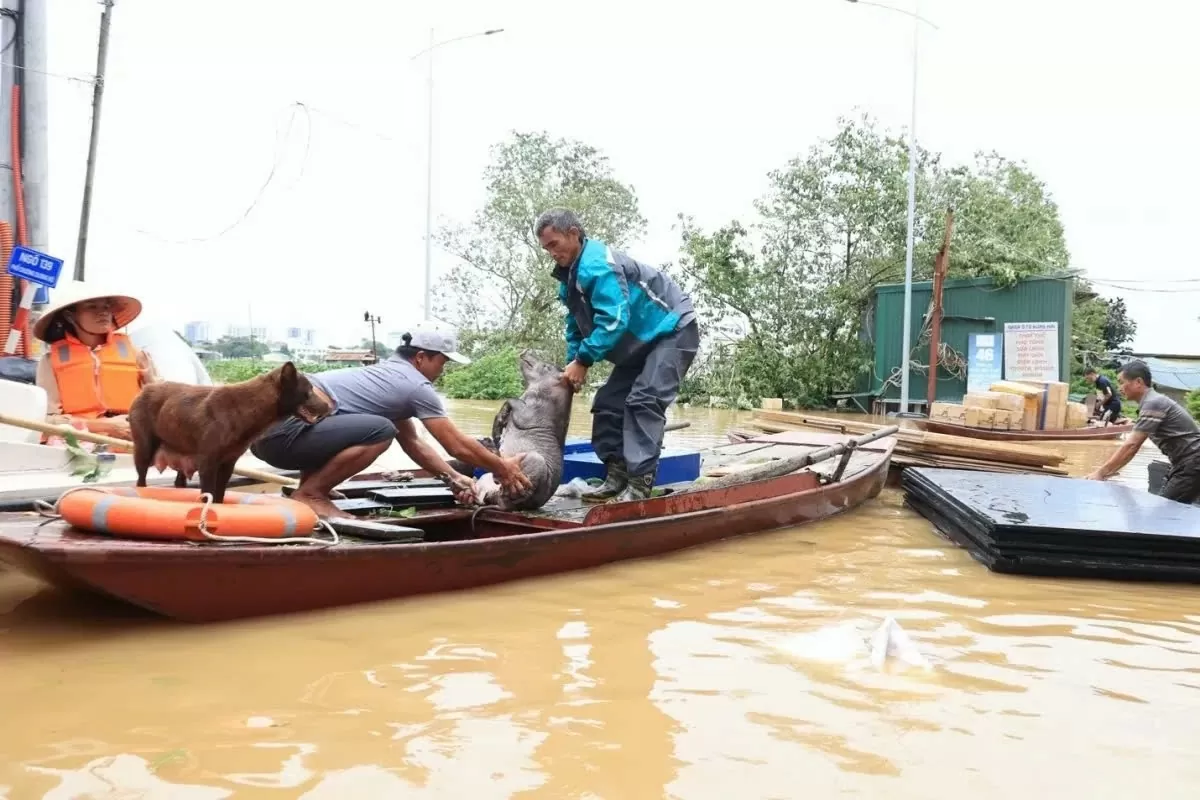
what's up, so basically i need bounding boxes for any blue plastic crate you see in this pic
[563,443,700,487]
[474,437,701,487]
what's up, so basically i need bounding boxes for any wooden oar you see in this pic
[0,411,297,487]
[686,425,900,491]
[663,421,691,433]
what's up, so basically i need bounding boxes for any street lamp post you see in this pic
[411,27,505,322]
[844,0,938,416]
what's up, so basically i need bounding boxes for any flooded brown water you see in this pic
[3,404,1198,798]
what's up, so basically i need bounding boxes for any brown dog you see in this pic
[128,362,332,503]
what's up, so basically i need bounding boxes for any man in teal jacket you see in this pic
[536,208,700,502]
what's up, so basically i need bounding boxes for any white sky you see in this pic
[43,0,1200,351]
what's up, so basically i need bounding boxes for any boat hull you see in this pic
[918,420,1126,442]
[0,438,893,623]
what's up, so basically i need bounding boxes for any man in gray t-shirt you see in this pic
[252,323,531,519]
[1087,360,1200,504]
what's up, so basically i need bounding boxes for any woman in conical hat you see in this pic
[32,281,159,438]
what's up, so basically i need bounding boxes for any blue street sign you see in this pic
[34,285,50,304]
[6,245,64,288]
[966,332,1003,394]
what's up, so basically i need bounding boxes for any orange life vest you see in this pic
[49,332,141,418]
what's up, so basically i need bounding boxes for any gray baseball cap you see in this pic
[408,322,471,365]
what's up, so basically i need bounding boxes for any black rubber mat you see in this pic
[902,468,1200,583]
[367,486,457,508]
[284,478,447,499]
[324,517,426,543]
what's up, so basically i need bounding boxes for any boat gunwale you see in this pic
[0,437,896,564]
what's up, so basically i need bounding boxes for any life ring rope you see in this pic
[39,486,340,547]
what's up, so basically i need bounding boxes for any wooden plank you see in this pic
[749,410,1068,476]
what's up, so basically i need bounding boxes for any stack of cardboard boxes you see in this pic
[930,379,1091,432]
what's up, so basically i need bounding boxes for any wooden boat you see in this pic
[917,419,1127,442]
[0,429,895,623]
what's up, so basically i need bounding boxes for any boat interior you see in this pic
[0,431,892,549]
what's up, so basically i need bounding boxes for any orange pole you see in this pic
[926,209,955,406]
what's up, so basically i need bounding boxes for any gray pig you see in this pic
[473,351,575,510]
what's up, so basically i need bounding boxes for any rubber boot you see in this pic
[581,460,628,503]
[614,472,655,503]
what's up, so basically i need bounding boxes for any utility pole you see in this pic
[364,311,381,363]
[74,0,114,282]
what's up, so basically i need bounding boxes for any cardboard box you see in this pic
[992,409,1018,430]
[1066,401,1089,429]
[989,381,1044,431]
[1017,380,1069,430]
[963,392,998,409]
[930,402,967,423]
[965,406,997,429]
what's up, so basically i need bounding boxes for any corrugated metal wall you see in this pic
[867,274,1075,403]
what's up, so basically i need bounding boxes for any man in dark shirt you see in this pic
[1087,360,1200,503]
[1085,367,1124,422]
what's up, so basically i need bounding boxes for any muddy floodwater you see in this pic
[2,404,1198,798]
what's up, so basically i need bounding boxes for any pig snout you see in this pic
[473,473,501,506]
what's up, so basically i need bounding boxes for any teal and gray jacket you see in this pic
[554,238,696,367]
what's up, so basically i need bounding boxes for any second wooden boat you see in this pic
[917,419,1127,442]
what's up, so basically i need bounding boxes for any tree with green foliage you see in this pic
[206,359,336,385]
[435,131,646,396]
[439,347,526,400]
[211,336,268,360]
[436,131,646,359]
[1187,389,1200,422]
[932,153,1070,286]
[1101,296,1137,351]
[678,114,1076,406]
[360,338,390,360]
[1071,283,1139,375]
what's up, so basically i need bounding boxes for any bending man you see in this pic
[1084,367,1124,423]
[536,208,699,503]
[1087,360,1200,504]
[252,323,532,517]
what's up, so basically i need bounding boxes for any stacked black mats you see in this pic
[902,467,1200,583]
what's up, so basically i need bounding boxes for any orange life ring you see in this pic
[57,487,319,542]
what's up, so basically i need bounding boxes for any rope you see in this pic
[469,504,499,536]
[34,485,96,518]
[36,488,339,547]
[194,492,339,546]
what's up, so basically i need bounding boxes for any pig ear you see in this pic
[492,400,513,443]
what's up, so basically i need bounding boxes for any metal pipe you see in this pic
[843,0,937,416]
[899,3,918,415]
[423,27,433,321]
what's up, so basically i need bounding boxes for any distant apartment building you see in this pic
[285,327,318,345]
[281,326,324,362]
[183,321,211,344]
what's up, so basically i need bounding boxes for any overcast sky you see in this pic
[43,0,1200,350]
